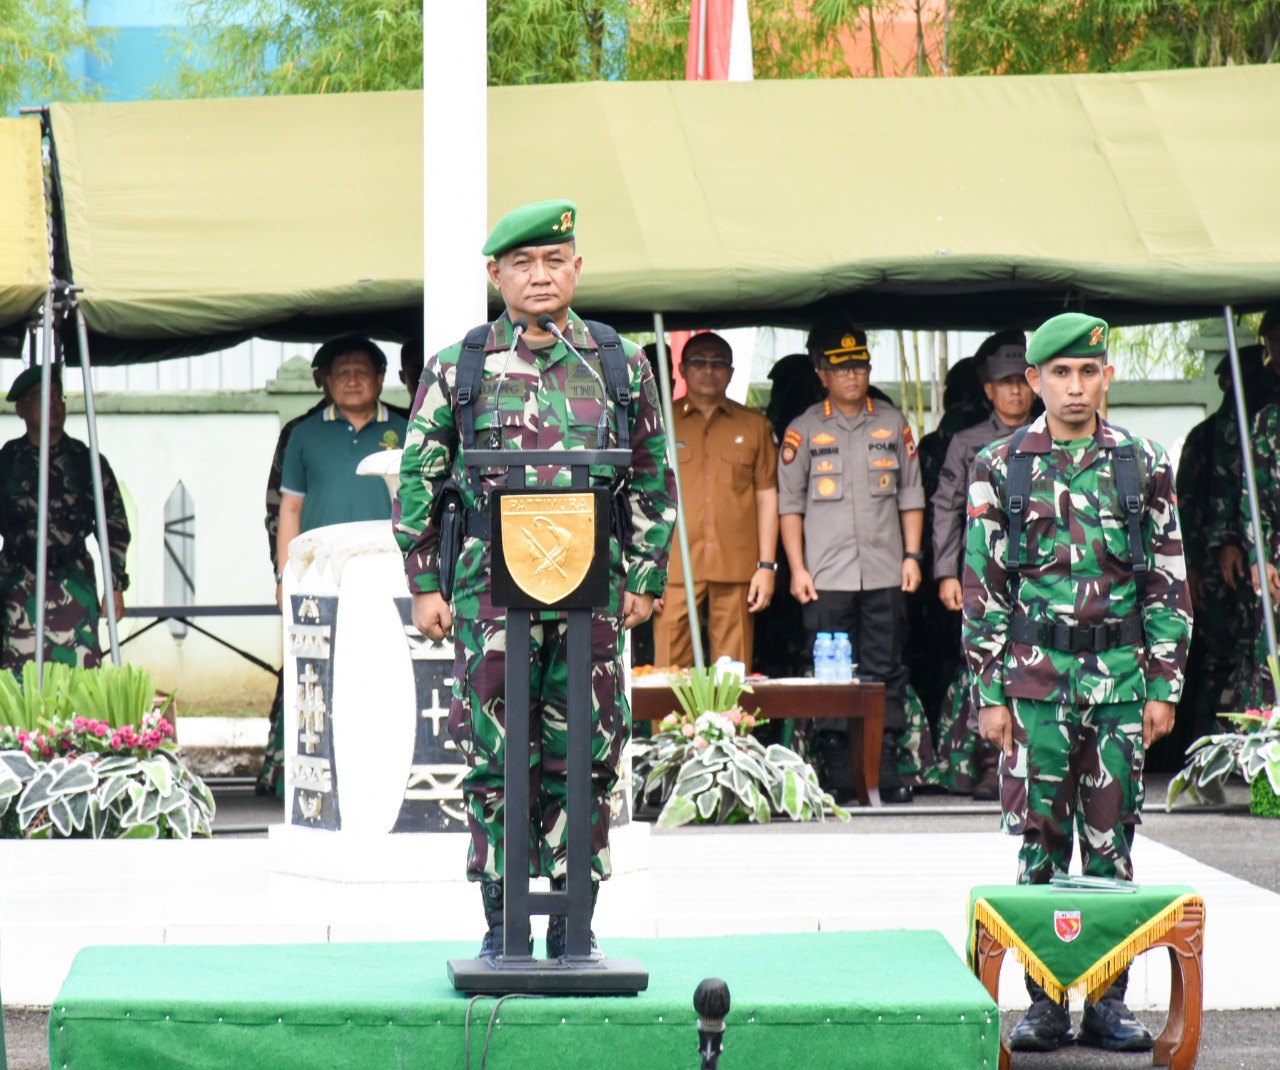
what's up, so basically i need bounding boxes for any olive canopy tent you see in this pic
[487,64,1280,331]
[45,90,425,363]
[0,117,51,333]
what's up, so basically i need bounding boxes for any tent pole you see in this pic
[33,286,56,686]
[69,292,120,666]
[1223,306,1278,665]
[653,313,704,670]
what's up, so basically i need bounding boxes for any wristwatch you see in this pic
[756,561,778,572]
[274,571,284,583]
[904,552,924,563]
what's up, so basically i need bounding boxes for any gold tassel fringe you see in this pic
[972,895,1201,1004]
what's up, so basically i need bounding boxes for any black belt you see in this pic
[1011,616,1143,654]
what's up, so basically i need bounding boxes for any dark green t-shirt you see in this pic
[280,402,407,532]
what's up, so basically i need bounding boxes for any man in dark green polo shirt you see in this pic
[276,335,408,592]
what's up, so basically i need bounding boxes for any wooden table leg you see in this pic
[849,706,883,807]
[974,923,1011,1070]
[1152,902,1205,1070]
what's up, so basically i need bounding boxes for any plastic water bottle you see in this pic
[833,632,854,682]
[812,632,834,680]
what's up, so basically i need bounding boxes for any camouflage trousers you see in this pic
[934,664,979,793]
[1,568,103,673]
[449,614,629,885]
[896,682,943,789]
[1010,697,1145,885]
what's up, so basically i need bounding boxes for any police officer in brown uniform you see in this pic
[777,321,925,803]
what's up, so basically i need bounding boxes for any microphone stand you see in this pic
[694,978,730,1070]
[536,313,612,447]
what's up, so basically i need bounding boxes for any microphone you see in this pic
[487,317,528,447]
[693,978,730,1070]
[537,313,611,448]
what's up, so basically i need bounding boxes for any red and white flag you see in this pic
[686,0,754,83]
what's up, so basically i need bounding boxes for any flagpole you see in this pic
[697,0,708,79]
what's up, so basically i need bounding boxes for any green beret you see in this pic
[312,334,387,372]
[1026,313,1109,367]
[482,199,577,258]
[6,363,60,403]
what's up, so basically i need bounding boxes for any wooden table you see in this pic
[630,679,886,807]
[972,898,1205,1070]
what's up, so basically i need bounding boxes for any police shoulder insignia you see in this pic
[812,432,836,446]
[902,425,917,458]
[782,444,797,465]
[381,430,400,450]
[782,429,802,465]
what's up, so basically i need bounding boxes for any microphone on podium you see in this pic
[694,977,730,1070]
[536,313,611,447]
[488,317,529,447]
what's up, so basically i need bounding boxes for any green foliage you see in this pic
[488,0,630,85]
[1108,320,1207,382]
[0,663,166,731]
[167,0,423,98]
[1251,773,1280,818]
[950,0,1280,76]
[0,0,107,113]
[669,666,749,720]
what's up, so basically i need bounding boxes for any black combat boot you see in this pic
[971,739,1000,801]
[546,876,602,960]
[879,735,912,804]
[1008,975,1072,1051]
[815,730,857,804]
[478,879,533,961]
[1078,970,1154,1051]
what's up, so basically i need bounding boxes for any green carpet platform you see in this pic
[51,931,997,1069]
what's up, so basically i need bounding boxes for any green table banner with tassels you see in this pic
[967,883,1202,1003]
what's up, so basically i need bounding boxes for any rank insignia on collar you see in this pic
[812,431,836,446]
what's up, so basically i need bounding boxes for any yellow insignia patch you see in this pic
[869,428,893,440]
[872,458,895,469]
[783,429,803,449]
[812,432,836,446]
[816,460,835,473]
[554,209,575,234]
[878,473,893,490]
[380,430,400,450]
[817,477,837,497]
[1089,325,1105,347]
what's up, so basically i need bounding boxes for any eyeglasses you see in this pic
[826,365,869,378]
[686,357,732,371]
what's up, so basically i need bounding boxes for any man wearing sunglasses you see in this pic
[777,318,925,804]
[653,332,778,672]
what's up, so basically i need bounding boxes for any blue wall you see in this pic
[82,0,187,102]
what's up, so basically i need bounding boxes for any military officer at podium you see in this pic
[962,313,1191,1052]
[394,200,677,962]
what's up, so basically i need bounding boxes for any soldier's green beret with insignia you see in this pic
[312,334,388,372]
[482,199,578,258]
[1026,313,1109,367]
[6,363,60,403]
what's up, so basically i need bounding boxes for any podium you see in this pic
[448,448,648,996]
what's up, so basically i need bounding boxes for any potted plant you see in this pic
[631,667,848,827]
[1167,656,1280,817]
[0,662,215,838]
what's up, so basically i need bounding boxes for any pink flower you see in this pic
[693,736,708,750]
[661,713,678,727]
[93,723,108,737]
[1246,708,1262,719]
[74,717,87,730]
[728,710,743,725]
[682,723,696,738]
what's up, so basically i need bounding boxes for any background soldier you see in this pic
[777,318,925,805]
[963,312,1191,1053]
[394,200,676,961]
[930,331,1032,798]
[0,365,130,672]
[652,331,778,672]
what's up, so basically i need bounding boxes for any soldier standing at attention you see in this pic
[777,319,925,805]
[394,200,677,961]
[963,312,1191,1052]
[0,365,130,672]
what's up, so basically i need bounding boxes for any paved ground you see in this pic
[6,774,1277,1069]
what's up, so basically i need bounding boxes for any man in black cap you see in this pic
[777,315,925,804]
[0,364,130,672]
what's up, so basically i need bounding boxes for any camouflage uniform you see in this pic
[962,413,1191,882]
[0,435,130,672]
[394,312,677,883]
[257,398,326,796]
[1239,402,1280,708]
